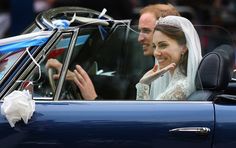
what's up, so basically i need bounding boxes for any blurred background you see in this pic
[0,0,235,44]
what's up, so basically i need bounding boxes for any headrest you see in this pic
[195,44,235,90]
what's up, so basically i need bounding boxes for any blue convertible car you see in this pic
[0,7,236,148]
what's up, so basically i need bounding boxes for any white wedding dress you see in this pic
[136,67,189,100]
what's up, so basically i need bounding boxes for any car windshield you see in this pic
[31,25,114,99]
[0,25,53,82]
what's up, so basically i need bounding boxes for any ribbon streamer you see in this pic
[0,31,53,54]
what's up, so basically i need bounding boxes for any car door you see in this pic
[213,98,236,148]
[0,100,214,148]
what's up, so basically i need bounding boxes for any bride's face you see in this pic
[153,30,186,71]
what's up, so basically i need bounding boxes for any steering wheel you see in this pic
[47,67,82,100]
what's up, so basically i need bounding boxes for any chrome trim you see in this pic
[54,29,79,101]
[35,100,213,104]
[169,127,211,135]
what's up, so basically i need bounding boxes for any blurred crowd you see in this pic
[0,0,10,38]
[0,0,236,43]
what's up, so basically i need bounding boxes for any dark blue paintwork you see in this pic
[0,101,214,148]
[213,103,236,148]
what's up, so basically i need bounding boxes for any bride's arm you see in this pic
[136,83,150,100]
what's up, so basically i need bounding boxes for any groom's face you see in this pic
[138,13,156,57]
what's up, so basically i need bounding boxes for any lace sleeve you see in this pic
[157,80,188,100]
[136,83,150,100]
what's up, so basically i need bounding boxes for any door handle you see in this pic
[169,127,210,135]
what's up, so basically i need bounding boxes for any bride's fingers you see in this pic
[153,63,176,77]
[153,64,158,72]
[164,63,176,71]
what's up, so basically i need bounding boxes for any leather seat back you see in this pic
[188,44,235,101]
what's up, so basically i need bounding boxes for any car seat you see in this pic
[187,44,235,101]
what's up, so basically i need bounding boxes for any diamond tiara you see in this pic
[156,16,182,29]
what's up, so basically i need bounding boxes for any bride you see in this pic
[136,16,202,100]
